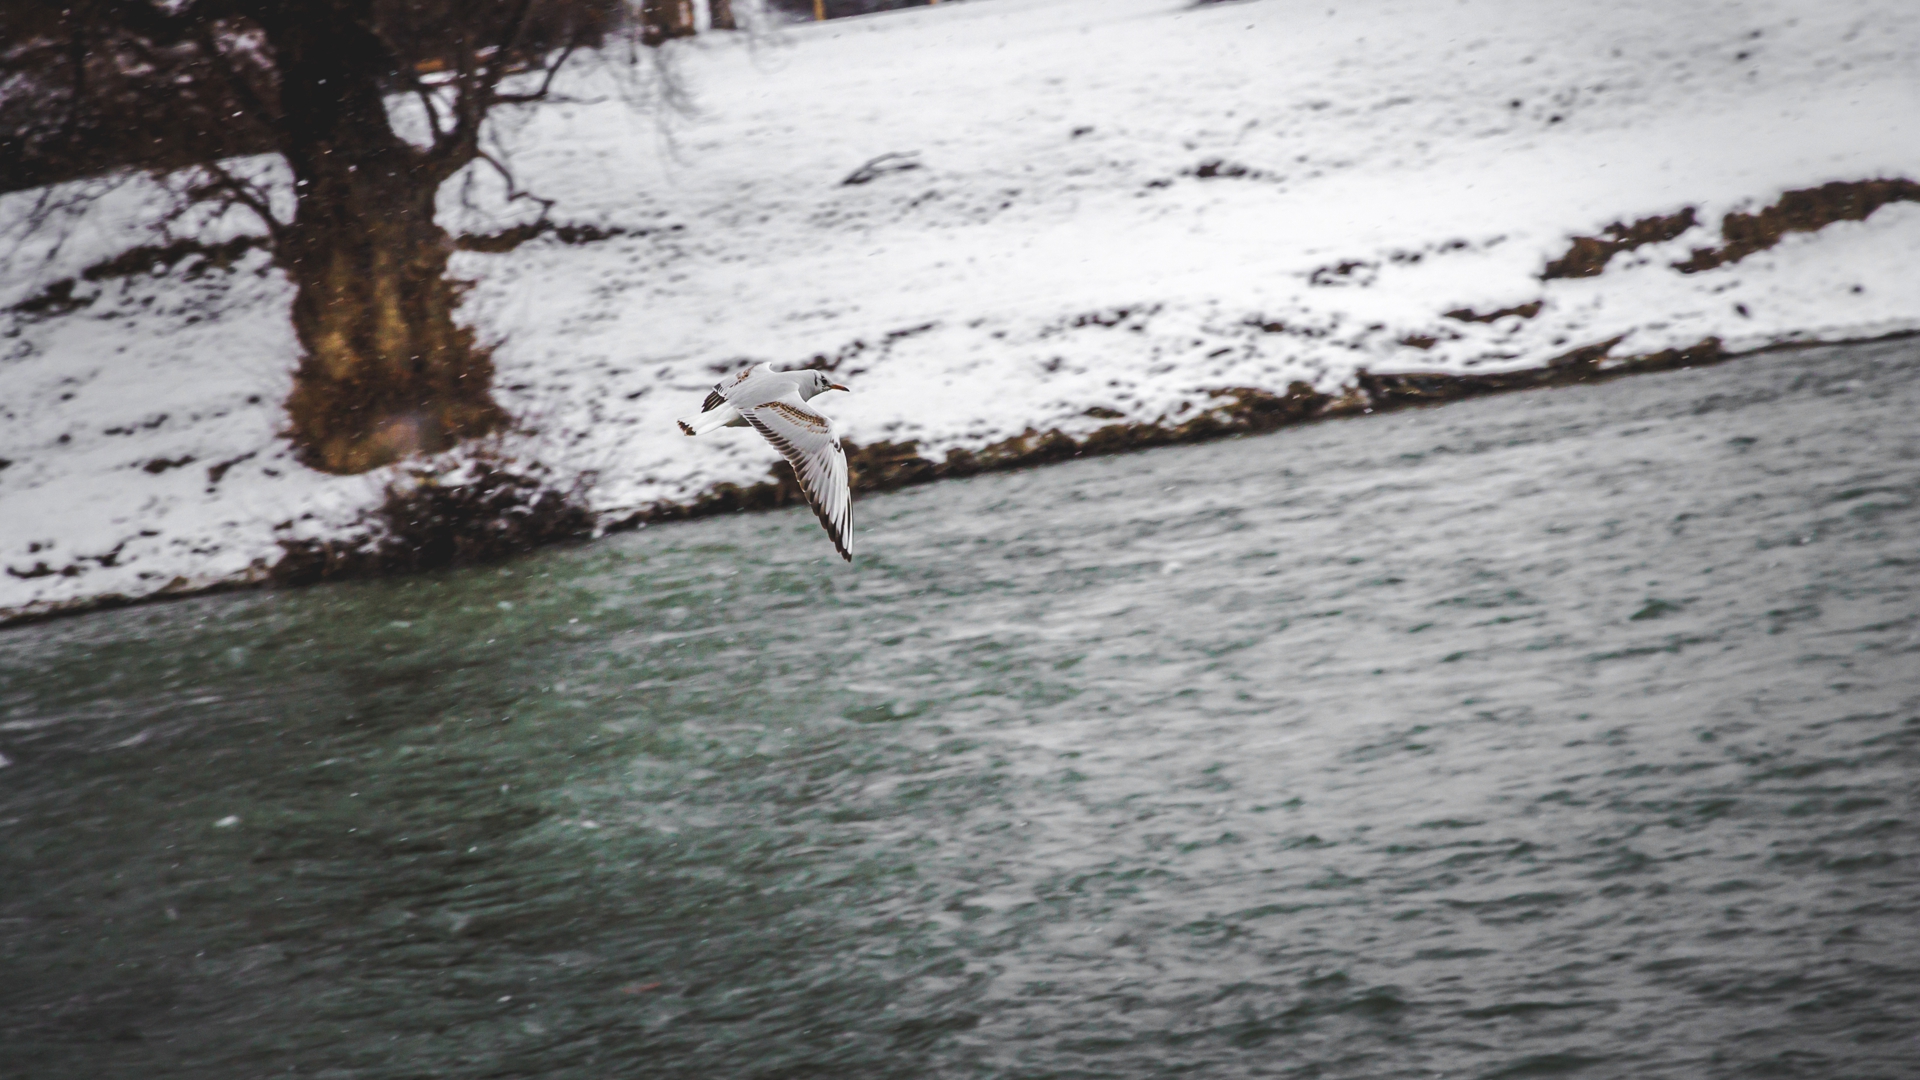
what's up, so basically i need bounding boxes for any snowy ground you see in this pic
[3,0,1919,620]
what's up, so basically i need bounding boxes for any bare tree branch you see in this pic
[185,159,286,243]
[474,147,556,221]
[492,39,581,105]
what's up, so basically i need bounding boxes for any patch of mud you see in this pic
[1674,178,1920,273]
[1542,208,1697,279]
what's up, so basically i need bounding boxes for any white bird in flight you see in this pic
[677,364,855,561]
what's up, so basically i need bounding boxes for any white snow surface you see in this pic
[3,0,1919,618]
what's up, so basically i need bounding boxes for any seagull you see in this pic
[677,364,855,562]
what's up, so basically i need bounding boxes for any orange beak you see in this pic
[829,383,851,393]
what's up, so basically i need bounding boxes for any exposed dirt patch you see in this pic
[1308,260,1377,287]
[83,236,267,281]
[1542,208,1697,279]
[796,322,941,373]
[5,530,161,583]
[1246,317,1331,339]
[5,562,73,580]
[204,452,255,487]
[1035,306,1160,337]
[1306,238,1482,290]
[1537,179,1920,281]
[140,456,195,475]
[1673,178,1920,273]
[1069,307,1156,329]
[1445,300,1542,323]
[7,222,667,319]
[7,236,268,317]
[7,278,93,317]
[457,221,673,254]
[1184,159,1271,181]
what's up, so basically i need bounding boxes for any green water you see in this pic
[4,339,1919,1078]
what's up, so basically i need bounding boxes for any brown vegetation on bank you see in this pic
[1541,208,1698,279]
[1672,178,1920,273]
[1539,178,1920,281]
[273,460,595,586]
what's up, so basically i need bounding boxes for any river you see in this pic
[3,338,1918,1078]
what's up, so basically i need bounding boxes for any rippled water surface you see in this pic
[5,340,1920,1079]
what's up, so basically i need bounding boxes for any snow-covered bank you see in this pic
[4,0,1919,621]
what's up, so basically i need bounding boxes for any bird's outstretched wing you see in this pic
[743,397,853,562]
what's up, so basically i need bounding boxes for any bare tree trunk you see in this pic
[709,0,737,31]
[641,0,697,44]
[263,6,505,474]
[279,161,504,474]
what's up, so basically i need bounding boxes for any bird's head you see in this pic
[804,370,852,399]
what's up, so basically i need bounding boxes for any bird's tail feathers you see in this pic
[677,406,738,436]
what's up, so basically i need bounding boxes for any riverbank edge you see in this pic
[4,329,1912,631]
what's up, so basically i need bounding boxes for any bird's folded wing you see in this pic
[743,398,853,562]
[707,362,771,411]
